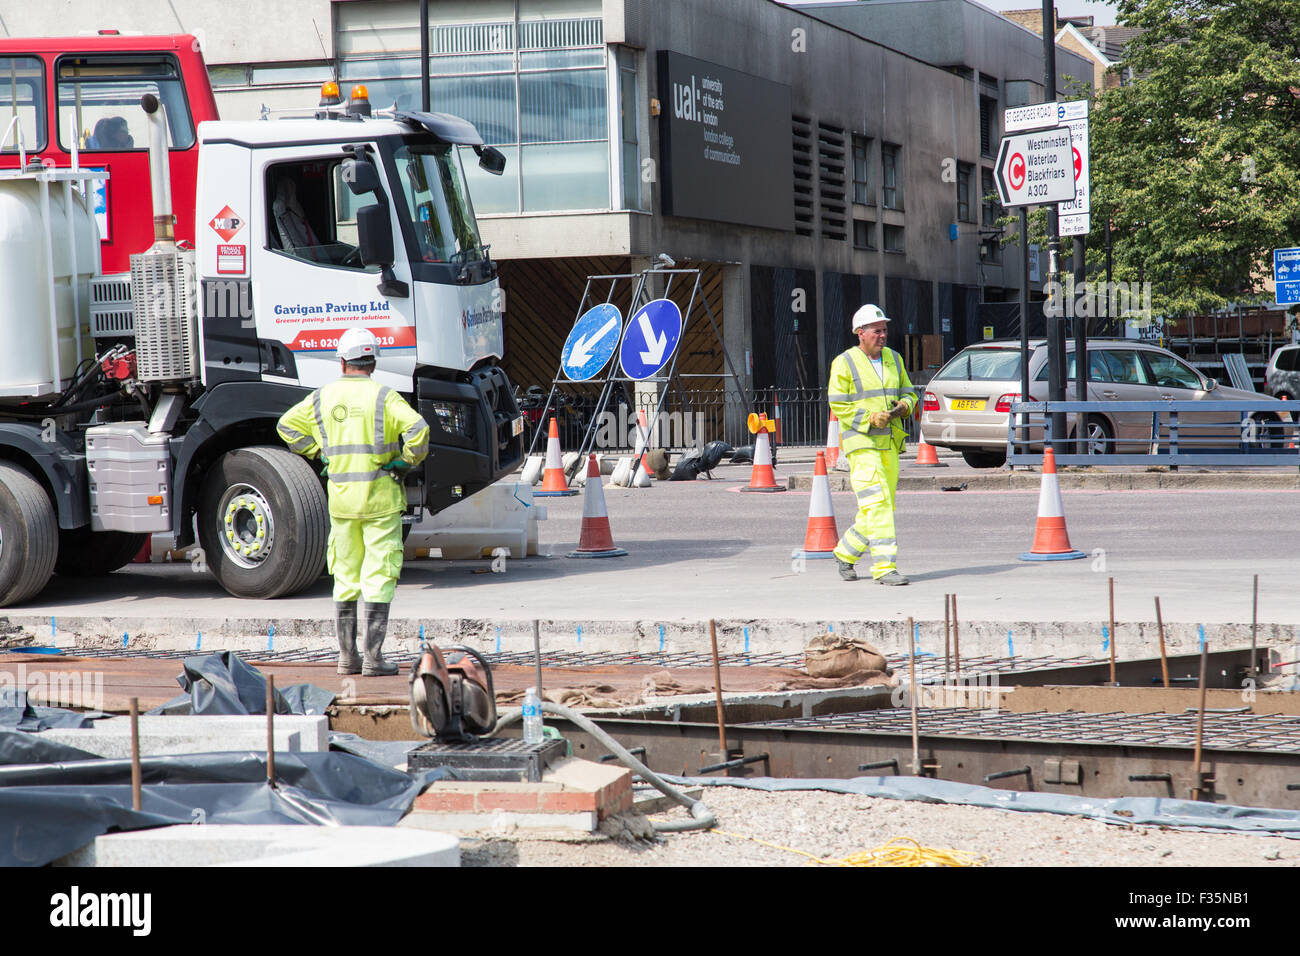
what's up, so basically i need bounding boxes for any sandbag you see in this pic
[803,634,889,679]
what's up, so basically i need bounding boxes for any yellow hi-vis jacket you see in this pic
[828,346,918,455]
[276,374,430,519]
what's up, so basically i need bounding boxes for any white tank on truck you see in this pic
[0,83,523,607]
[0,166,100,398]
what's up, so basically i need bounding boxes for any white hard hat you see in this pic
[337,327,380,361]
[851,304,890,330]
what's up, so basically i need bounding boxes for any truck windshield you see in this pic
[392,143,484,266]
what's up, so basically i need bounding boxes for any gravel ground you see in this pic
[460,787,1300,867]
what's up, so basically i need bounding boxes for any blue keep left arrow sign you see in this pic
[561,303,622,381]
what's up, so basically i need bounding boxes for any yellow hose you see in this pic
[710,831,986,867]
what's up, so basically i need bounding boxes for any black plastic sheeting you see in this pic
[149,651,335,716]
[663,774,1300,838]
[0,689,102,731]
[0,655,436,867]
[0,748,448,866]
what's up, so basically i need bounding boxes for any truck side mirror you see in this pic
[474,145,506,176]
[342,158,382,195]
[357,204,408,298]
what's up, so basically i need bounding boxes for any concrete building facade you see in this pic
[1,0,1092,414]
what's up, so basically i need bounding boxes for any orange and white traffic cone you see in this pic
[913,438,947,466]
[567,454,628,558]
[795,451,838,559]
[1019,447,1085,561]
[535,417,578,497]
[740,429,786,493]
[824,412,841,470]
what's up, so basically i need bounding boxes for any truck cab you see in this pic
[0,85,522,606]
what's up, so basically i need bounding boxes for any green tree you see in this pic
[1089,0,1300,316]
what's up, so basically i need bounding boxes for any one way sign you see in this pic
[995,127,1076,207]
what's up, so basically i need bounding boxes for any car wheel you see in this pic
[54,528,149,576]
[1248,414,1284,450]
[198,446,329,599]
[0,463,58,607]
[960,449,1006,468]
[1073,415,1113,456]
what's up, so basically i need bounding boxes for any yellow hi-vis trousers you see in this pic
[833,447,901,579]
[328,514,404,604]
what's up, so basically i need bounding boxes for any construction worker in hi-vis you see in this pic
[827,304,919,585]
[276,328,430,675]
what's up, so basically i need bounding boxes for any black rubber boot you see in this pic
[335,601,361,675]
[361,601,399,676]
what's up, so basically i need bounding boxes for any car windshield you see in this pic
[933,347,1022,382]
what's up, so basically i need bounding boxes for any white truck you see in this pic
[0,86,523,606]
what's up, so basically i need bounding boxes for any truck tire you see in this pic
[0,462,59,607]
[54,529,149,576]
[198,446,329,600]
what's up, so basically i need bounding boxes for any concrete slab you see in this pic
[58,824,458,867]
[38,715,329,758]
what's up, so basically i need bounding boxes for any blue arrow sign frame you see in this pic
[561,303,623,381]
[619,298,683,379]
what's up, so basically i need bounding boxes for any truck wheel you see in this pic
[54,529,149,576]
[0,463,59,607]
[198,446,328,599]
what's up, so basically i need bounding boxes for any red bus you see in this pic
[0,33,220,273]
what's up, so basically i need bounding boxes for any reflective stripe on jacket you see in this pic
[277,374,430,519]
[827,347,918,454]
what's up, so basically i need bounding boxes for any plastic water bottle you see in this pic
[522,688,543,744]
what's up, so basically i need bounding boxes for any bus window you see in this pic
[56,55,195,151]
[0,56,46,152]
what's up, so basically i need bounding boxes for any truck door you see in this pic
[250,149,416,390]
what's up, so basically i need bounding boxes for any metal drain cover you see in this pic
[407,736,567,782]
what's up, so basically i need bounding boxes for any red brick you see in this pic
[476,791,541,813]
[413,792,476,813]
[539,791,599,813]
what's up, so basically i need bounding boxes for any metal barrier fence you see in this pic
[523,386,921,454]
[1007,400,1300,467]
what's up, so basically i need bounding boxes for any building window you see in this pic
[981,168,1002,227]
[852,134,872,204]
[881,142,902,210]
[337,1,609,215]
[883,223,904,253]
[853,219,876,250]
[980,95,997,159]
[957,162,974,223]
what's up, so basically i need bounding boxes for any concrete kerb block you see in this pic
[40,715,329,758]
[61,825,459,867]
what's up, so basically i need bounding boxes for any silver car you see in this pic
[1265,344,1300,401]
[919,340,1285,467]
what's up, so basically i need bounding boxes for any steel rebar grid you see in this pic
[745,707,1300,755]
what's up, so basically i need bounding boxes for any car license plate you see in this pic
[951,398,985,411]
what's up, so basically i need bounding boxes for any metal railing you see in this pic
[522,386,920,454]
[1007,400,1300,467]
